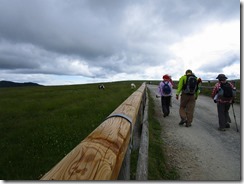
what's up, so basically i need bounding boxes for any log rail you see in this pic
[41,82,147,180]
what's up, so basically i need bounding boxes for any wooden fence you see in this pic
[41,82,147,180]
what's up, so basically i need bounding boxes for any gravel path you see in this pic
[147,84,241,181]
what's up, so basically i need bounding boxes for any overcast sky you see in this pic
[0,0,240,85]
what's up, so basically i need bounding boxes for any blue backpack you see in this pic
[162,81,171,95]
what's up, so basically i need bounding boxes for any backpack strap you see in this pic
[182,75,188,90]
[162,81,169,85]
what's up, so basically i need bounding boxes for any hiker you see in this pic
[176,69,200,127]
[158,74,173,117]
[211,74,236,131]
[197,77,202,93]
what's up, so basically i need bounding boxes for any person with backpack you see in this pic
[158,74,173,117]
[176,69,200,127]
[211,74,236,131]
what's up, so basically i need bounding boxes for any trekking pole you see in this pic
[231,103,239,132]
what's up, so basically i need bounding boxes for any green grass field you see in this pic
[0,79,240,180]
[0,81,143,180]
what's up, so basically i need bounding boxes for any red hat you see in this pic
[162,74,170,80]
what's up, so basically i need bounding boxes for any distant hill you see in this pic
[0,80,42,88]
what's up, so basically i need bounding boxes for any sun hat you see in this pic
[216,74,227,80]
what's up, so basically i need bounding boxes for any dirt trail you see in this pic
[147,84,241,181]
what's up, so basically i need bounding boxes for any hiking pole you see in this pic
[231,103,239,132]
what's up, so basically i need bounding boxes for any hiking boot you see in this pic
[185,123,192,127]
[225,123,230,128]
[218,128,226,131]
[179,120,187,125]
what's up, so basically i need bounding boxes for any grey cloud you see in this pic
[0,55,38,70]
[200,53,240,73]
[1,0,238,53]
[0,0,240,84]
[0,42,41,69]
[0,0,123,58]
[150,0,239,37]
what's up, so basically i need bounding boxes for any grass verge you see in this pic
[147,90,180,180]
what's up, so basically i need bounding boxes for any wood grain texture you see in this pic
[41,83,146,180]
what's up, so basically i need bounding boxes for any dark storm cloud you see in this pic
[0,41,40,69]
[0,0,240,84]
[0,0,127,58]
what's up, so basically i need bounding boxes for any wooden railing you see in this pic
[41,82,147,180]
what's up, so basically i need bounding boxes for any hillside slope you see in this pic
[0,80,42,88]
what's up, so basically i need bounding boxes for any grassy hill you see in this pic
[0,80,42,88]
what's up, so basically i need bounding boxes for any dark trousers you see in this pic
[217,102,231,129]
[161,96,171,116]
